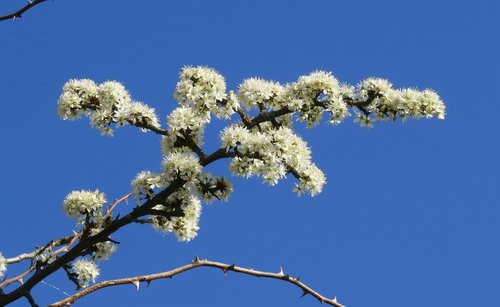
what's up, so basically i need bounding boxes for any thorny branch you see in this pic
[48,258,344,307]
[0,101,347,305]
[0,233,81,289]
[0,0,48,22]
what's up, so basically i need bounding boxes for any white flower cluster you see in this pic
[0,252,6,278]
[86,228,118,261]
[63,190,106,223]
[165,105,208,150]
[352,77,446,126]
[236,71,349,127]
[57,67,446,244]
[152,190,202,241]
[293,164,327,196]
[58,80,160,135]
[359,78,393,96]
[130,161,232,241]
[162,153,202,183]
[174,66,238,119]
[113,101,160,131]
[238,78,284,109]
[132,171,166,201]
[72,259,100,288]
[94,241,116,260]
[57,79,98,119]
[288,71,346,127]
[221,125,326,196]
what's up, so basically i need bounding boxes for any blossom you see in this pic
[97,81,132,109]
[167,105,209,146]
[354,114,374,128]
[291,71,340,104]
[58,79,161,135]
[63,190,106,223]
[325,100,350,125]
[57,67,447,243]
[94,241,116,260]
[72,259,100,287]
[220,125,251,150]
[238,78,284,109]
[359,78,393,96]
[174,66,229,117]
[113,101,160,130]
[280,71,341,127]
[162,153,202,183]
[0,252,6,278]
[57,79,98,120]
[293,164,326,196]
[151,191,202,241]
[131,171,166,201]
[221,125,325,194]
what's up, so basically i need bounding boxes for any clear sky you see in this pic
[1,0,499,306]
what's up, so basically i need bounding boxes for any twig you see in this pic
[49,258,344,307]
[1,232,81,288]
[0,264,35,288]
[104,191,134,220]
[23,290,39,307]
[0,0,47,22]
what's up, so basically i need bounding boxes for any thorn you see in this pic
[300,289,308,297]
[19,278,24,285]
[107,237,120,244]
[332,296,338,303]
[223,264,235,276]
[131,280,140,291]
[146,280,151,288]
[192,256,200,263]
[278,266,284,276]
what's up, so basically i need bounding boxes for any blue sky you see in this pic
[1,0,499,306]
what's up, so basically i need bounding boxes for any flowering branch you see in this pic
[0,66,445,306]
[48,257,344,307]
[0,0,48,22]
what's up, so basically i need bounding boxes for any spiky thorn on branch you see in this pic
[0,0,48,22]
[48,258,345,307]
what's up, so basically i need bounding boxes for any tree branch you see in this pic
[48,258,344,307]
[1,232,81,289]
[0,180,186,305]
[0,96,344,304]
[23,291,38,307]
[103,191,133,220]
[0,0,47,22]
